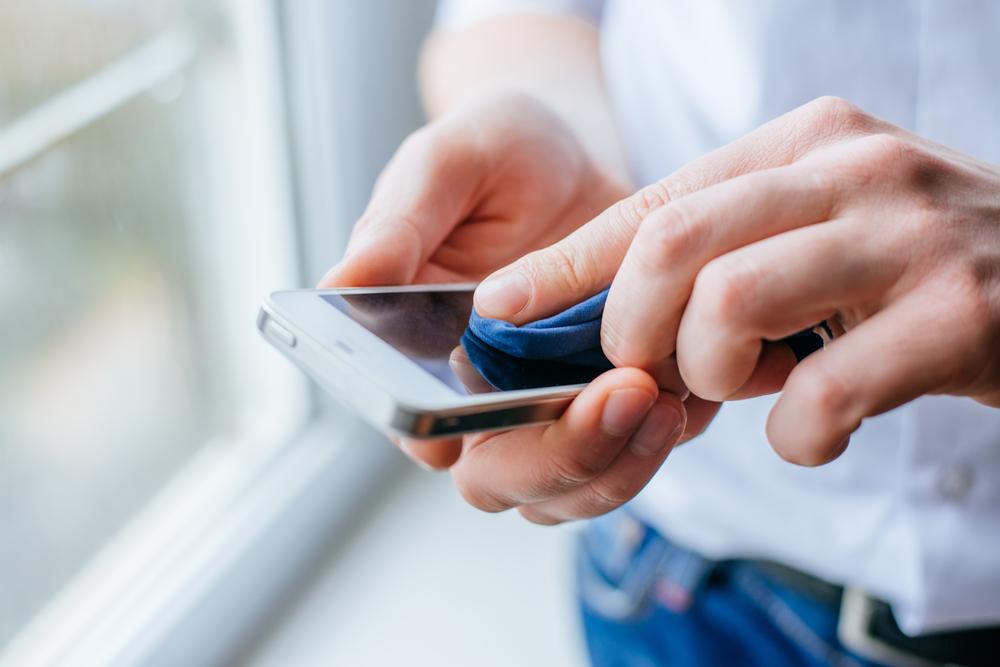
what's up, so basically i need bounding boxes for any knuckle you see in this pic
[851,135,948,207]
[775,367,856,468]
[542,449,606,492]
[397,125,449,170]
[532,243,589,295]
[632,205,705,273]
[605,182,687,235]
[807,371,852,415]
[517,505,566,526]
[798,368,854,439]
[691,255,759,326]
[576,477,637,517]
[811,95,855,117]
[801,96,873,136]
[451,474,510,514]
[628,183,675,219]
[407,118,487,177]
[857,133,911,166]
[802,164,844,204]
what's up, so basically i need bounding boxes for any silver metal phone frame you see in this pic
[257,285,585,438]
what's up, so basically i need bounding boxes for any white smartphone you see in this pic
[257,284,585,438]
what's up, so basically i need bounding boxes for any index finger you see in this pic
[472,96,886,324]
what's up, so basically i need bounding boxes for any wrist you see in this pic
[420,18,633,189]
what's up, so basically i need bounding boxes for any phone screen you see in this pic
[320,290,589,395]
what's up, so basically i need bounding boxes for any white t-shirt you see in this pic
[435,0,1000,634]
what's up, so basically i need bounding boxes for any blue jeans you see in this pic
[578,508,888,667]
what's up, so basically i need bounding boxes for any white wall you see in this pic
[281,0,438,285]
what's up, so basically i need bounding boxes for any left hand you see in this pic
[473,96,1000,466]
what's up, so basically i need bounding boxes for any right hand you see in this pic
[320,93,638,470]
[471,96,1000,467]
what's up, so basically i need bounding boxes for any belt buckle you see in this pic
[838,589,945,667]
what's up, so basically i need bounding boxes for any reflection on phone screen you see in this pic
[321,291,588,395]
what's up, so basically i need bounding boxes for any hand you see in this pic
[448,368,686,524]
[322,93,689,493]
[319,92,630,288]
[441,348,709,524]
[324,93,705,522]
[473,96,1000,467]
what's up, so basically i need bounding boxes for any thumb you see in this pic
[319,220,424,288]
[318,120,491,289]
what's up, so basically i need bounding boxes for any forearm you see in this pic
[419,15,632,189]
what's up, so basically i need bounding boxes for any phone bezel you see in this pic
[258,285,586,438]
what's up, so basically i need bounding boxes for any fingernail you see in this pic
[475,272,530,319]
[629,403,682,457]
[602,389,656,437]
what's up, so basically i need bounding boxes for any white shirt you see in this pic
[436,0,1000,634]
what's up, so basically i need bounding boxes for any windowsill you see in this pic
[238,466,589,667]
[0,411,403,667]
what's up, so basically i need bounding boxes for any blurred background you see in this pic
[0,1,585,666]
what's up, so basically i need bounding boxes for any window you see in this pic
[0,0,317,664]
[0,1,438,665]
[1,14,210,648]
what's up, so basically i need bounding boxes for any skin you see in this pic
[320,16,710,524]
[324,14,1000,521]
[475,95,1000,467]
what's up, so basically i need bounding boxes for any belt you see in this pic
[751,560,1000,667]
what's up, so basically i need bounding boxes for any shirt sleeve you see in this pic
[434,0,605,32]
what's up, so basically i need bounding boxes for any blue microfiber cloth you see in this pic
[461,287,825,391]
[461,289,615,390]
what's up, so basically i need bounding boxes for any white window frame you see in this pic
[0,0,435,664]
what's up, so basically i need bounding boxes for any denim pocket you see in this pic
[579,509,714,622]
